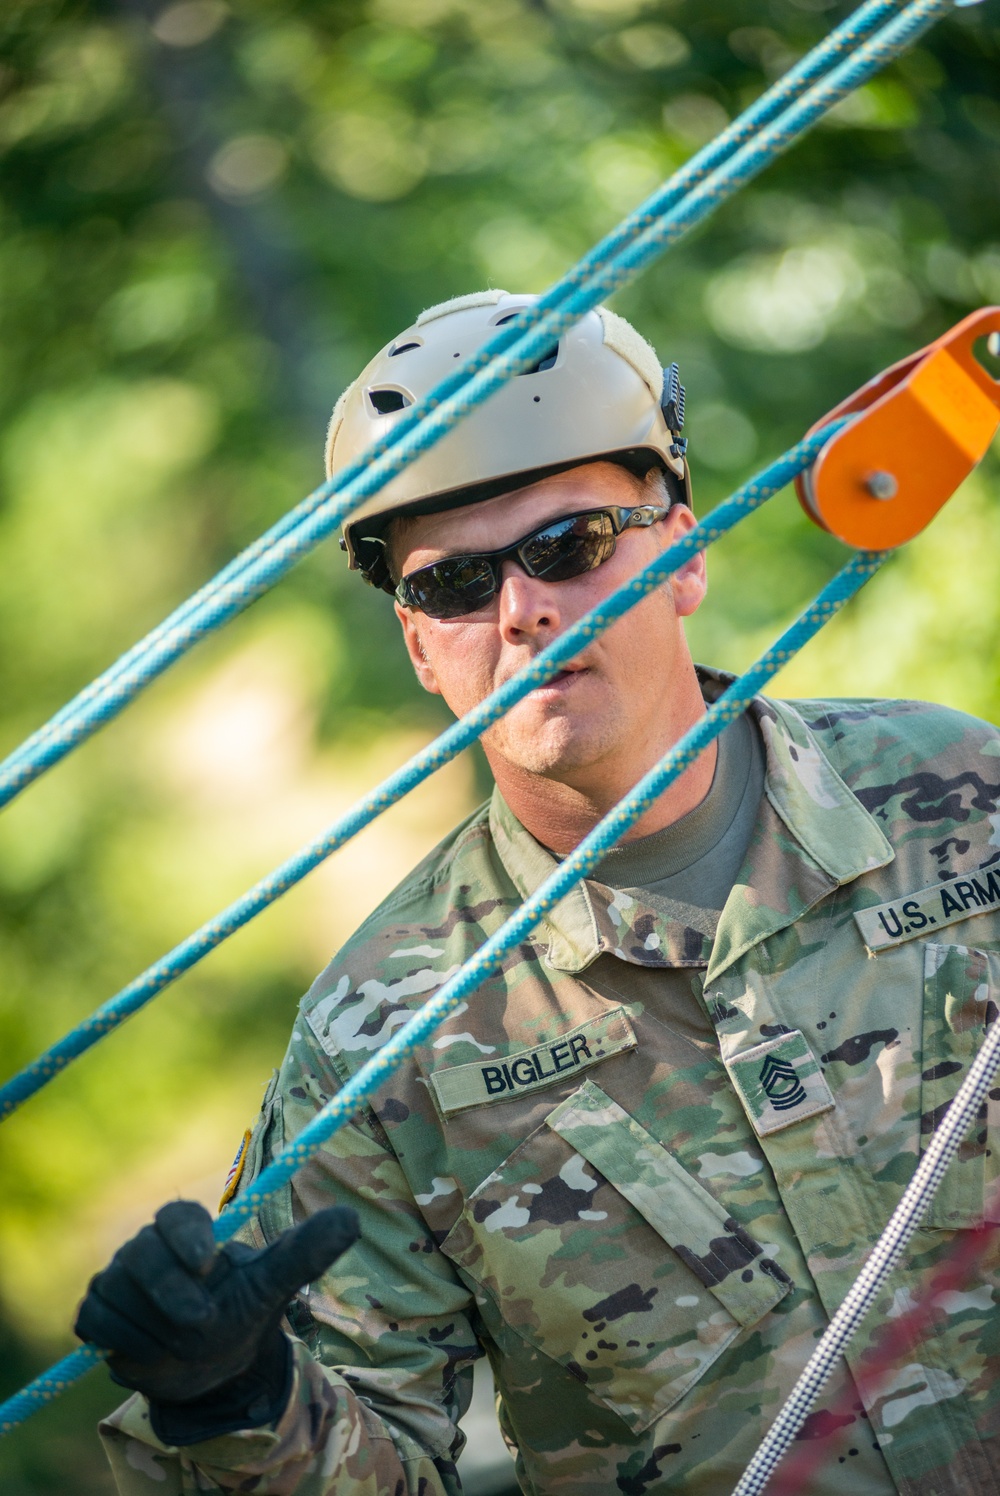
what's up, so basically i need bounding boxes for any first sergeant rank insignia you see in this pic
[726,1030,835,1137]
[758,1054,807,1112]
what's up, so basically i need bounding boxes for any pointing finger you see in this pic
[244,1207,360,1310]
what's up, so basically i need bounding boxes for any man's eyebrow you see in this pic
[417,509,584,565]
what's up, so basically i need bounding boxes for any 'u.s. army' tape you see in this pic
[854,865,1000,951]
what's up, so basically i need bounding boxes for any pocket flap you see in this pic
[546,1080,790,1327]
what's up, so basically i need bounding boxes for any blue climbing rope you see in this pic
[0,0,945,810]
[0,421,850,1124]
[0,548,888,1436]
[0,0,908,779]
[0,422,847,1121]
[0,0,962,1448]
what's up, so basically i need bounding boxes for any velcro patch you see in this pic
[431,1008,635,1116]
[726,1031,835,1137]
[854,867,1000,951]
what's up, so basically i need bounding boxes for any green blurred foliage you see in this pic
[0,0,998,1488]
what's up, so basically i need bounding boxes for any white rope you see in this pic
[732,1015,1000,1495]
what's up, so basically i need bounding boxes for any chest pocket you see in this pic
[921,943,1000,1229]
[440,1079,791,1433]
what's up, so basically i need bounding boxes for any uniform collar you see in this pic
[489,787,716,973]
[488,668,894,980]
[706,691,893,983]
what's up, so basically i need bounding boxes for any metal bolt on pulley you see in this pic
[864,470,898,500]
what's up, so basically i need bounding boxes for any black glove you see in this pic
[75,1199,359,1445]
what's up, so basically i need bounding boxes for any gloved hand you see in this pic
[75,1199,359,1445]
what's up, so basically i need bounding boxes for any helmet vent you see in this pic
[522,346,558,374]
[388,340,421,357]
[485,312,559,371]
[368,387,412,414]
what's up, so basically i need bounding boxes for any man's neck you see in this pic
[488,719,719,858]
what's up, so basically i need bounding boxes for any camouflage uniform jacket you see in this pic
[101,671,1000,1495]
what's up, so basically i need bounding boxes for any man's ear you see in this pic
[394,602,442,694]
[663,505,707,618]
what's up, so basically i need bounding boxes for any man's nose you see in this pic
[496,561,563,642]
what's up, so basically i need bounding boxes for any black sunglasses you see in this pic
[394,504,671,619]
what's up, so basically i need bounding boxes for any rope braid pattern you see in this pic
[0,0,969,1467]
[0,0,942,810]
[0,550,888,1436]
[0,424,845,1122]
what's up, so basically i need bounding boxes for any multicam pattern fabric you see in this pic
[100,669,1000,1495]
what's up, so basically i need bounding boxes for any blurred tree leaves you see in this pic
[0,0,998,1488]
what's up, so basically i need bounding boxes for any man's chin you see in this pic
[488,723,612,781]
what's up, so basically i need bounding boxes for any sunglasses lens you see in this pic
[405,556,497,619]
[522,512,616,581]
[400,511,619,618]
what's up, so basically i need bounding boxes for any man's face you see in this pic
[392,462,707,797]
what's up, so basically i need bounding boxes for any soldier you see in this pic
[78,292,1000,1494]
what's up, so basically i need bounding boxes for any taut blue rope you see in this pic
[0,0,903,786]
[0,0,907,771]
[0,548,888,1436]
[0,422,846,1122]
[0,0,943,810]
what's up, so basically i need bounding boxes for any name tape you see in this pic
[430,1008,635,1116]
[854,865,1000,951]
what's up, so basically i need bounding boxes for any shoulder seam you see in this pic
[347,805,493,940]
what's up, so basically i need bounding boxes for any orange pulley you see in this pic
[796,306,1000,548]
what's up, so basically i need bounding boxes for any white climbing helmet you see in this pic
[327,289,690,593]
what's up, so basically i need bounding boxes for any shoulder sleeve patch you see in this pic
[218,1129,252,1209]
